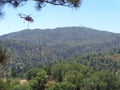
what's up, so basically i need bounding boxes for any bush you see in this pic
[0,79,7,90]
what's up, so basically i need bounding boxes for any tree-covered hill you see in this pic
[0,27,120,63]
[0,27,117,44]
[1,26,120,77]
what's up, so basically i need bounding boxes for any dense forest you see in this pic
[0,27,120,90]
[0,63,120,90]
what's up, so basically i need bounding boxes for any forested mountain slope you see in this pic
[0,27,120,62]
[0,27,120,77]
[0,27,118,44]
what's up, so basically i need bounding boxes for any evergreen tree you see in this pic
[0,0,81,18]
[0,45,10,65]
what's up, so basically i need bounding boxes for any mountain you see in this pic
[1,27,120,77]
[0,27,117,44]
[0,27,120,64]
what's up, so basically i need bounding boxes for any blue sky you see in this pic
[0,0,120,35]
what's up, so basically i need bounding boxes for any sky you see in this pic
[0,0,120,35]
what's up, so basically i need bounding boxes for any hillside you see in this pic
[0,27,117,44]
[0,27,120,59]
[1,27,120,62]
[1,27,120,77]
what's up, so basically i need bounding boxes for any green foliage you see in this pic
[0,45,10,65]
[26,68,41,80]
[48,82,76,90]
[10,67,17,78]
[93,71,120,90]
[51,64,120,90]
[66,53,120,72]
[29,70,47,90]
[0,63,120,90]
[12,83,32,90]
[0,79,7,90]
[44,65,52,75]
[51,64,65,82]
[5,79,20,90]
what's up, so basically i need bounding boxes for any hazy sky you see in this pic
[0,0,120,35]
